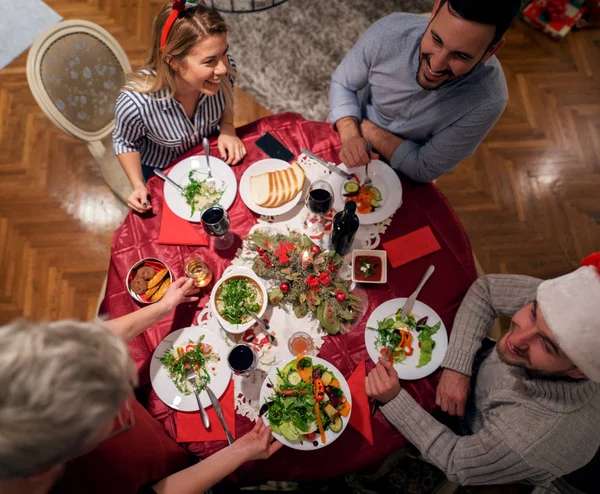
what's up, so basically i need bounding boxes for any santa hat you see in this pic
[537,253,600,382]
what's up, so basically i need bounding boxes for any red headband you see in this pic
[160,0,207,50]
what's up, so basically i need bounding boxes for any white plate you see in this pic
[240,159,304,216]
[150,327,231,411]
[209,266,268,334]
[163,155,237,222]
[330,160,402,225]
[364,298,448,380]
[259,356,352,451]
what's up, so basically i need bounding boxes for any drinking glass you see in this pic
[184,257,213,288]
[306,180,334,215]
[227,343,258,377]
[287,331,315,356]
[201,205,233,250]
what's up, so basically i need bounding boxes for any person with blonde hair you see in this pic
[0,277,282,494]
[113,0,246,213]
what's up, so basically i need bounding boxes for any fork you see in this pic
[201,137,215,183]
[364,140,373,187]
[186,370,211,429]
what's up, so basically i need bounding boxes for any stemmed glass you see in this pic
[201,205,233,250]
[306,180,334,214]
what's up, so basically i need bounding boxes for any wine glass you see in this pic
[201,205,233,250]
[184,257,213,288]
[227,343,258,377]
[306,180,334,214]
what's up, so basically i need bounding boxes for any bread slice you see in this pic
[250,172,271,206]
[281,168,294,204]
[291,161,305,195]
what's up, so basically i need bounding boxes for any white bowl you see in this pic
[126,258,173,304]
[209,266,268,334]
[351,249,387,284]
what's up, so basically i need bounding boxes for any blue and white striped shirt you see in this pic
[112,57,235,169]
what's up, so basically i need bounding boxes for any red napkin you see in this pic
[347,361,373,445]
[157,201,208,246]
[176,380,236,442]
[383,226,441,268]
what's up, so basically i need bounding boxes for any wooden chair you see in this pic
[26,20,132,204]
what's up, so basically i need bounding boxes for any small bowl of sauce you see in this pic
[352,249,387,284]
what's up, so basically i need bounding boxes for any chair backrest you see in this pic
[26,20,131,142]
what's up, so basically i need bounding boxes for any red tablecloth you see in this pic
[102,112,477,484]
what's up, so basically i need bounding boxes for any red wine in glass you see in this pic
[307,180,333,214]
[227,344,257,376]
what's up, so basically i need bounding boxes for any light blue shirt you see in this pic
[329,14,508,182]
[113,57,235,169]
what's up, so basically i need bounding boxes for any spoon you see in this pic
[245,306,270,331]
[202,137,215,183]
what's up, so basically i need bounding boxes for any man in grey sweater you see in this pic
[328,0,522,181]
[366,262,600,486]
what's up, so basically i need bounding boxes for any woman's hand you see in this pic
[218,125,246,165]
[231,419,283,462]
[127,184,152,213]
[158,278,200,315]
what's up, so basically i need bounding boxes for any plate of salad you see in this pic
[364,298,448,380]
[163,155,237,222]
[150,327,231,411]
[259,355,352,450]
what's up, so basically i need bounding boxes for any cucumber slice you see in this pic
[371,199,381,208]
[287,371,302,386]
[370,187,382,201]
[330,416,343,433]
[344,181,360,194]
[321,371,333,386]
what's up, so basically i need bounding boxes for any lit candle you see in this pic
[301,250,310,270]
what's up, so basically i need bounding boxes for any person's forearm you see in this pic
[381,390,553,485]
[151,444,248,494]
[118,152,145,188]
[220,105,234,131]
[360,119,403,161]
[336,116,362,142]
[442,275,542,375]
[106,301,170,342]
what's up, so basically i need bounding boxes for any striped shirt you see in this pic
[112,56,236,169]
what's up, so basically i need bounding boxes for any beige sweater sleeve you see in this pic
[381,390,554,486]
[441,274,542,375]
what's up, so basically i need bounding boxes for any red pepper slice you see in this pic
[314,378,325,402]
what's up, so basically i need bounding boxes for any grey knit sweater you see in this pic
[381,275,600,486]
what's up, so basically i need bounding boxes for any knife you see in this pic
[206,386,235,445]
[401,265,435,321]
[300,148,353,180]
[154,169,184,194]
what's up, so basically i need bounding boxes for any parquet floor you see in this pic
[0,0,598,331]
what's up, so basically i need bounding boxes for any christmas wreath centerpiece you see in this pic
[248,230,362,335]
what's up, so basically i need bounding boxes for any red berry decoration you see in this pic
[280,282,290,293]
[335,292,346,302]
[311,244,321,254]
[257,247,265,255]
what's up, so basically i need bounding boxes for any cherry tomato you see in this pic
[311,245,321,254]
[280,282,290,293]
[200,343,212,354]
[185,344,196,353]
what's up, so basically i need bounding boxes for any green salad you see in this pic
[183,170,225,216]
[158,336,217,395]
[369,308,441,368]
[261,356,351,445]
[217,277,262,324]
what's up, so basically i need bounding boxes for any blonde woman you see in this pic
[113,1,247,213]
[0,277,282,494]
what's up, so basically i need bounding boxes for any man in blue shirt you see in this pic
[329,0,522,182]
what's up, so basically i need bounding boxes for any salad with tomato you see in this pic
[159,335,218,395]
[369,308,441,368]
[262,355,351,445]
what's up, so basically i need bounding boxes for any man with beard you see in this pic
[328,0,522,182]
[365,253,600,487]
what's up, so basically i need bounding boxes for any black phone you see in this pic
[255,132,295,162]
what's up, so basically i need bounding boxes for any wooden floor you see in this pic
[0,0,598,330]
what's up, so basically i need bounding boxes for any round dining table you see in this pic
[101,112,477,484]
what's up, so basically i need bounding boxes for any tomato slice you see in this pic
[185,344,196,353]
[200,343,212,354]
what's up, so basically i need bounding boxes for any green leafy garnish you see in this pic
[183,170,225,216]
[357,258,379,279]
[219,278,261,324]
[158,336,213,395]
[416,321,441,368]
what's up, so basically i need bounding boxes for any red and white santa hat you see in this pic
[537,253,600,382]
